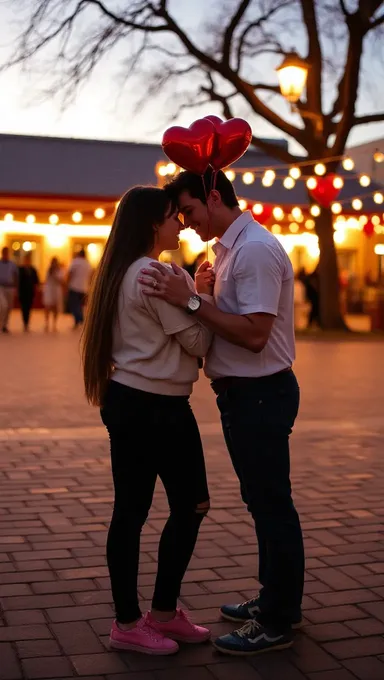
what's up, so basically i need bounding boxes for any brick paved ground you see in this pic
[1,312,384,679]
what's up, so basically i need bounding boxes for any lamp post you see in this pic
[276,51,323,137]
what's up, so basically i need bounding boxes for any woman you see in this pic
[43,257,64,331]
[82,186,214,656]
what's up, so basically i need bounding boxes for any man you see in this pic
[67,249,92,329]
[138,169,304,656]
[0,247,18,333]
[18,253,39,332]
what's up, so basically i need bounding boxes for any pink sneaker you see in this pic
[148,608,211,644]
[109,614,179,655]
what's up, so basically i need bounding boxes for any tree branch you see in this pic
[353,112,384,124]
[299,0,322,115]
[222,0,252,66]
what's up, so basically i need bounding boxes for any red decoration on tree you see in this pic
[309,173,341,208]
[251,204,273,224]
[363,219,375,237]
[162,119,216,174]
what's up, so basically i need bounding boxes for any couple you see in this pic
[81,168,305,658]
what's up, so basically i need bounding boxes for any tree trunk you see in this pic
[314,205,349,330]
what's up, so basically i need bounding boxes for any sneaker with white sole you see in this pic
[213,618,293,656]
[109,613,179,655]
[220,596,302,629]
[147,608,211,644]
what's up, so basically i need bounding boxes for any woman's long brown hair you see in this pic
[81,186,176,407]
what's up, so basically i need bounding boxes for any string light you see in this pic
[334,231,345,244]
[225,170,235,181]
[342,157,354,171]
[291,207,302,220]
[252,203,264,215]
[242,172,255,185]
[289,167,301,179]
[271,224,281,234]
[306,177,317,190]
[273,206,284,220]
[26,214,36,224]
[49,214,59,225]
[166,163,177,175]
[4,213,13,222]
[262,170,275,187]
[359,215,368,226]
[310,205,321,216]
[305,219,315,230]
[372,215,380,226]
[158,164,168,177]
[374,192,384,204]
[374,151,384,163]
[352,198,363,210]
[314,163,326,176]
[72,212,83,223]
[333,176,344,189]
[289,222,299,233]
[331,202,342,214]
[359,174,371,187]
[94,208,106,219]
[283,177,295,189]
[239,199,247,210]
[265,170,276,181]
[22,241,33,252]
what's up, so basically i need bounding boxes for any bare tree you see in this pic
[5,0,384,328]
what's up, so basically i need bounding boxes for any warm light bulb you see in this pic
[273,206,284,220]
[49,214,59,225]
[72,212,83,223]
[306,177,317,190]
[94,208,106,219]
[265,170,276,180]
[359,174,371,187]
[314,163,326,176]
[352,198,363,210]
[225,170,235,182]
[22,241,33,252]
[262,176,273,187]
[333,230,345,244]
[166,163,177,175]
[374,151,384,163]
[271,224,281,234]
[252,203,264,215]
[331,202,342,214]
[291,207,302,220]
[283,177,295,189]
[310,204,321,217]
[305,219,315,230]
[374,192,384,205]
[242,172,255,185]
[289,167,301,179]
[333,176,344,189]
[158,164,168,177]
[238,199,247,211]
[372,215,380,226]
[4,213,13,222]
[289,222,299,233]
[342,157,354,171]
[26,214,36,224]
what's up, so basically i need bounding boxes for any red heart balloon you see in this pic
[207,117,252,171]
[162,119,216,175]
[309,174,341,208]
[363,219,374,237]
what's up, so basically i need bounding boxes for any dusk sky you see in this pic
[1,1,383,152]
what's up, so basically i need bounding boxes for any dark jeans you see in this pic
[68,289,85,325]
[19,295,33,328]
[215,370,304,627]
[101,380,209,624]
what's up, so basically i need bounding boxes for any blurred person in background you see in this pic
[18,253,39,332]
[43,257,65,332]
[67,248,92,329]
[0,246,18,333]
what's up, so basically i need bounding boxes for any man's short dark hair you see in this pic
[78,249,86,257]
[165,168,239,209]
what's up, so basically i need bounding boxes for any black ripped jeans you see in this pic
[101,380,209,624]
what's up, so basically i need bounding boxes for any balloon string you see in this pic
[201,174,211,261]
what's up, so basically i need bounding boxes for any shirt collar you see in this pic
[215,210,254,252]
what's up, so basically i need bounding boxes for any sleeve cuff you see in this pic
[239,305,277,316]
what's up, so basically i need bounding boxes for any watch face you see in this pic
[188,295,201,312]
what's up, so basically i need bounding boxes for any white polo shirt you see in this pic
[204,211,295,379]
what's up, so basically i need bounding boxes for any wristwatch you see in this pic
[186,294,202,314]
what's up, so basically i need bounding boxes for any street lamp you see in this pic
[276,51,309,104]
[276,51,323,136]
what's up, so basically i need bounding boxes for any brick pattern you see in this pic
[1,329,384,678]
